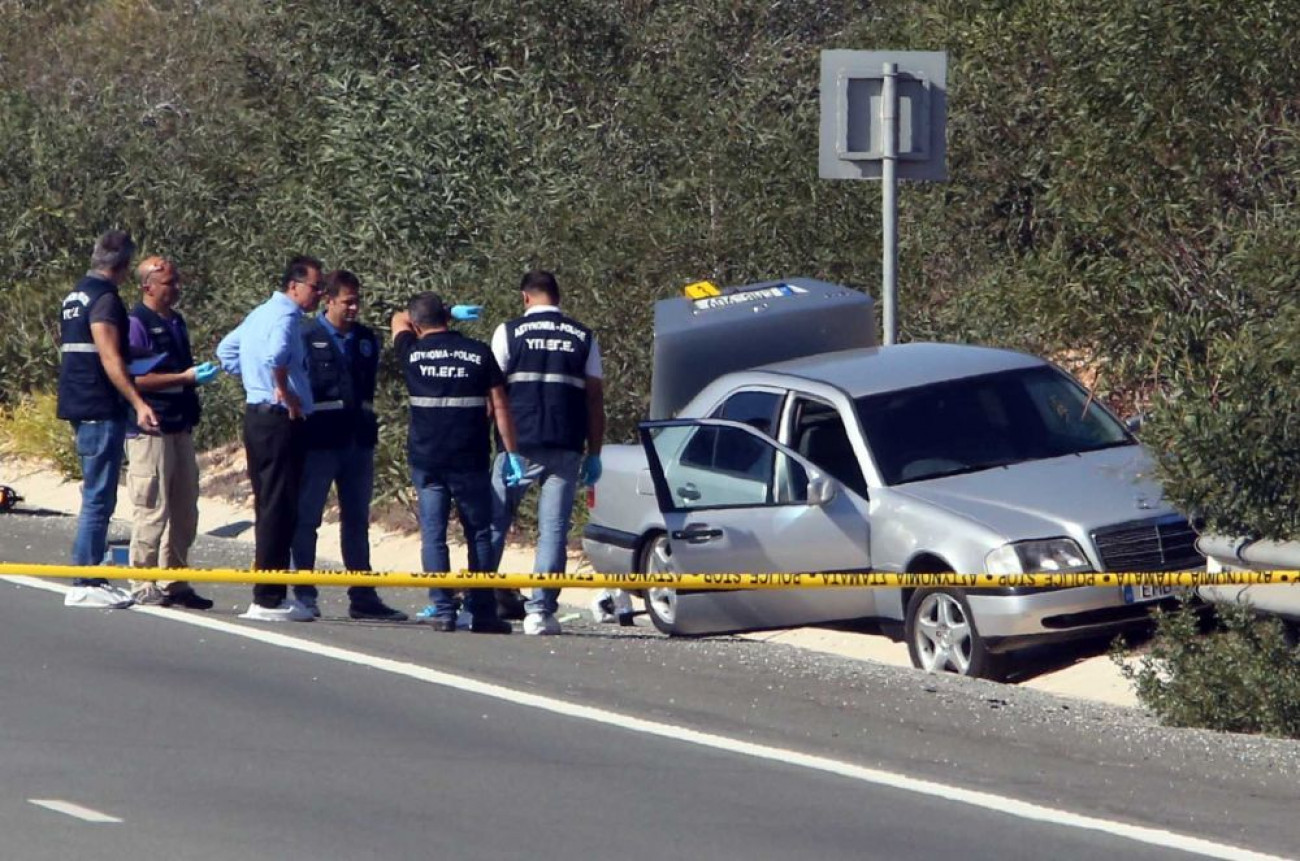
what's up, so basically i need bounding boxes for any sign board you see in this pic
[819,50,948,181]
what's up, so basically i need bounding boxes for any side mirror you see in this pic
[1125,413,1146,434]
[807,473,838,506]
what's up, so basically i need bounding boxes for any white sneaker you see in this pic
[64,584,135,609]
[590,593,616,624]
[523,612,561,636]
[239,599,315,622]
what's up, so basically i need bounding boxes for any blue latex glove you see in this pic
[451,304,483,321]
[581,454,602,486]
[192,362,220,386]
[503,452,527,487]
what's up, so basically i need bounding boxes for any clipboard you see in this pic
[128,354,167,376]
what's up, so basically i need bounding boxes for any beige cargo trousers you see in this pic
[126,430,200,598]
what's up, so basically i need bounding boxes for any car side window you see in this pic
[682,390,784,475]
[651,423,810,510]
[713,390,783,439]
[791,398,869,499]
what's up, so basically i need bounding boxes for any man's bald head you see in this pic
[136,256,181,313]
[137,256,176,287]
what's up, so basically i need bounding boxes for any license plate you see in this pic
[1122,584,1176,604]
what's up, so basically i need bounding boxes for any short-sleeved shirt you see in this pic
[128,314,184,358]
[490,304,603,379]
[88,291,128,330]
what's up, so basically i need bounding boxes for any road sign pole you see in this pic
[820,50,946,346]
[881,62,899,346]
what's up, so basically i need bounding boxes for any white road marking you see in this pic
[5,575,1285,860]
[28,799,122,823]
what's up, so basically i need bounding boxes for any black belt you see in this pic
[246,403,287,415]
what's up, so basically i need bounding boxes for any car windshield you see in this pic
[854,366,1135,485]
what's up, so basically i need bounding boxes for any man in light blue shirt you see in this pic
[216,256,323,622]
[217,292,315,415]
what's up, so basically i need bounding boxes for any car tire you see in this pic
[638,532,678,635]
[904,588,1005,681]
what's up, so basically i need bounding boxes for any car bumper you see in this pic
[969,586,1178,652]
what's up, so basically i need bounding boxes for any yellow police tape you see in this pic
[0,563,1297,590]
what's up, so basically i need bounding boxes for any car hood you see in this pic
[888,445,1173,539]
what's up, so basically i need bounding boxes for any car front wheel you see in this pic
[904,588,1004,680]
[638,533,678,635]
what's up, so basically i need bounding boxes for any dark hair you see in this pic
[90,230,136,274]
[322,269,361,298]
[280,255,323,291]
[520,269,560,303]
[408,292,448,328]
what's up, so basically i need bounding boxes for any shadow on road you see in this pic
[3,506,72,518]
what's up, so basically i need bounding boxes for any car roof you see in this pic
[753,342,1048,398]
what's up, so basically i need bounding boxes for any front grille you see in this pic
[1091,515,1203,572]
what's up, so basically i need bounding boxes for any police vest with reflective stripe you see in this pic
[302,318,379,449]
[403,331,496,471]
[131,303,200,433]
[56,275,129,422]
[504,310,591,452]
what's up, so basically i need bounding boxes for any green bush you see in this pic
[1115,602,1300,738]
[4,0,1300,543]
[0,392,80,479]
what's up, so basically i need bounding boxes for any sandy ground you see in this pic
[0,455,1142,708]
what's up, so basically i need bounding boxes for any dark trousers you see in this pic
[244,406,306,608]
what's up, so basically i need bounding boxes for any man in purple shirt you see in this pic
[125,256,218,609]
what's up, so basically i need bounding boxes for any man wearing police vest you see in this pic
[289,270,407,621]
[124,256,218,609]
[56,230,160,609]
[490,270,605,636]
[393,292,525,633]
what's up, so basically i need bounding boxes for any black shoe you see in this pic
[169,590,214,611]
[496,589,526,621]
[469,617,513,635]
[348,601,409,622]
[426,618,456,632]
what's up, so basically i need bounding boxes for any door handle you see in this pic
[676,483,701,501]
[671,526,723,543]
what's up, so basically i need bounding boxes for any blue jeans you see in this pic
[71,418,127,585]
[291,443,378,606]
[490,447,582,616]
[414,466,495,621]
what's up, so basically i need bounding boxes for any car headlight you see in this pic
[984,539,1091,574]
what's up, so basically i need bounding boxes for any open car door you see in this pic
[637,419,875,634]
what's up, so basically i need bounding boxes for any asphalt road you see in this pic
[0,509,1296,860]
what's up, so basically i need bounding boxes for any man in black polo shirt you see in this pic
[392,292,525,633]
[57,229,160,609]
[290,269,405,621]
